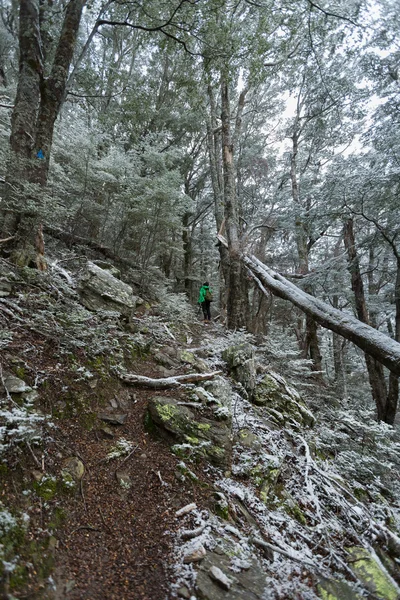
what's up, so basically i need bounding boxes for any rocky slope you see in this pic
[0,253,399,600]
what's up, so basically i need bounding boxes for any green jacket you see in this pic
[198,285,211,303]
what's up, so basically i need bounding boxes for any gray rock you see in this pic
[78,261,137,316]
[61,457,85,481]
[3,374,32,394]
[177,586,191,599]
[203,376,233,410]
[222,344,256,398]
[253,372,315,427]
[234,428,262,451]
[98,413,128,425]
[92,260,121,279]
[100,425,115,438]
[31,469,44,482]
[0,277,12,297]
[154,351,179,369]
[22,389,39,403]
[115,470,132,489]
[196,548,266,600]
[147,396,232,467]
[209,566,233,590]
[317,576,363,600]
[345,547,399,599]
[183,544,207,563]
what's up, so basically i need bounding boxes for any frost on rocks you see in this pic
[169,361,400,599]
[0,402,45,456]
[208,565,233,590]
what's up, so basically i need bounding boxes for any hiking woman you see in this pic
[198,281,212,323]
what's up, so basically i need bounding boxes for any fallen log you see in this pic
[119,371,223,388]
[243,253,400,376]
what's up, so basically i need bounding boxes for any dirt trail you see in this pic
[53,340,211,599]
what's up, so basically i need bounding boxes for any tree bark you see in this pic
[206,83,229,318]
[239,251,400,379]
[119,371,223,388]
[0,0,43,238]
[1,0,85,268]
[386,260,400,423]
[343,218,394,423]
[220,72,248,329]
[33,0,86,185]
[290,128,322,374]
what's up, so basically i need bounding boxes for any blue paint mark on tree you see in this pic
[36,149,45,159]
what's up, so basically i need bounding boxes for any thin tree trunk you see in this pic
[343,218,394,423]
[290,129,322,374]
[386,260,400,423]
[182,209,192,297]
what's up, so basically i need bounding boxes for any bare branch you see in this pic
[118,371,223,388]
[307,0,360,27]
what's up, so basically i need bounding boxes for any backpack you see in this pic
[205,288,213,302]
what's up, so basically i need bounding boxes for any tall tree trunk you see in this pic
[290,129,322,374]
[386,260,400,423]
[182,209,192,298]
[206,83,229,318]
[343,218,394,423]
[33,0,85,186]
[220,72,248,329]
[0,0,85,268]
[0,0,43,239]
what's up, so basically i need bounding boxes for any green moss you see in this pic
[13,366,26,380]
[157,403,177,422]
[144,410,156,433]
[33,476,58,501]
[49,507,66,530]
[60,472,77,493]
[177,463,199,482]
[286,501,307,525]
[9,563,29,590]
[171,444,187,458]
[80,411,97,431]
[317,577,363,600]
[196,422,211,432]
[128,340,151,359]
[87,355,110,381]
[208,446,225,461]
[346,547,399,600]
[184,435,200,445]
[353,486,369,502]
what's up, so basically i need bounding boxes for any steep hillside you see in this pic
[0,254,399,600]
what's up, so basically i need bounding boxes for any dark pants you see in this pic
[201,300,211,321]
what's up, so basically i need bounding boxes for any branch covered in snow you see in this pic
[118,371,223,388]
[244,254,400,375]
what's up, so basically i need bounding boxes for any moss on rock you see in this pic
[346,547,399,600]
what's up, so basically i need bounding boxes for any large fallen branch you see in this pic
[119,371,223,388]
[243,253,400,376]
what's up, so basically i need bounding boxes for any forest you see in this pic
[0,0,400,599]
